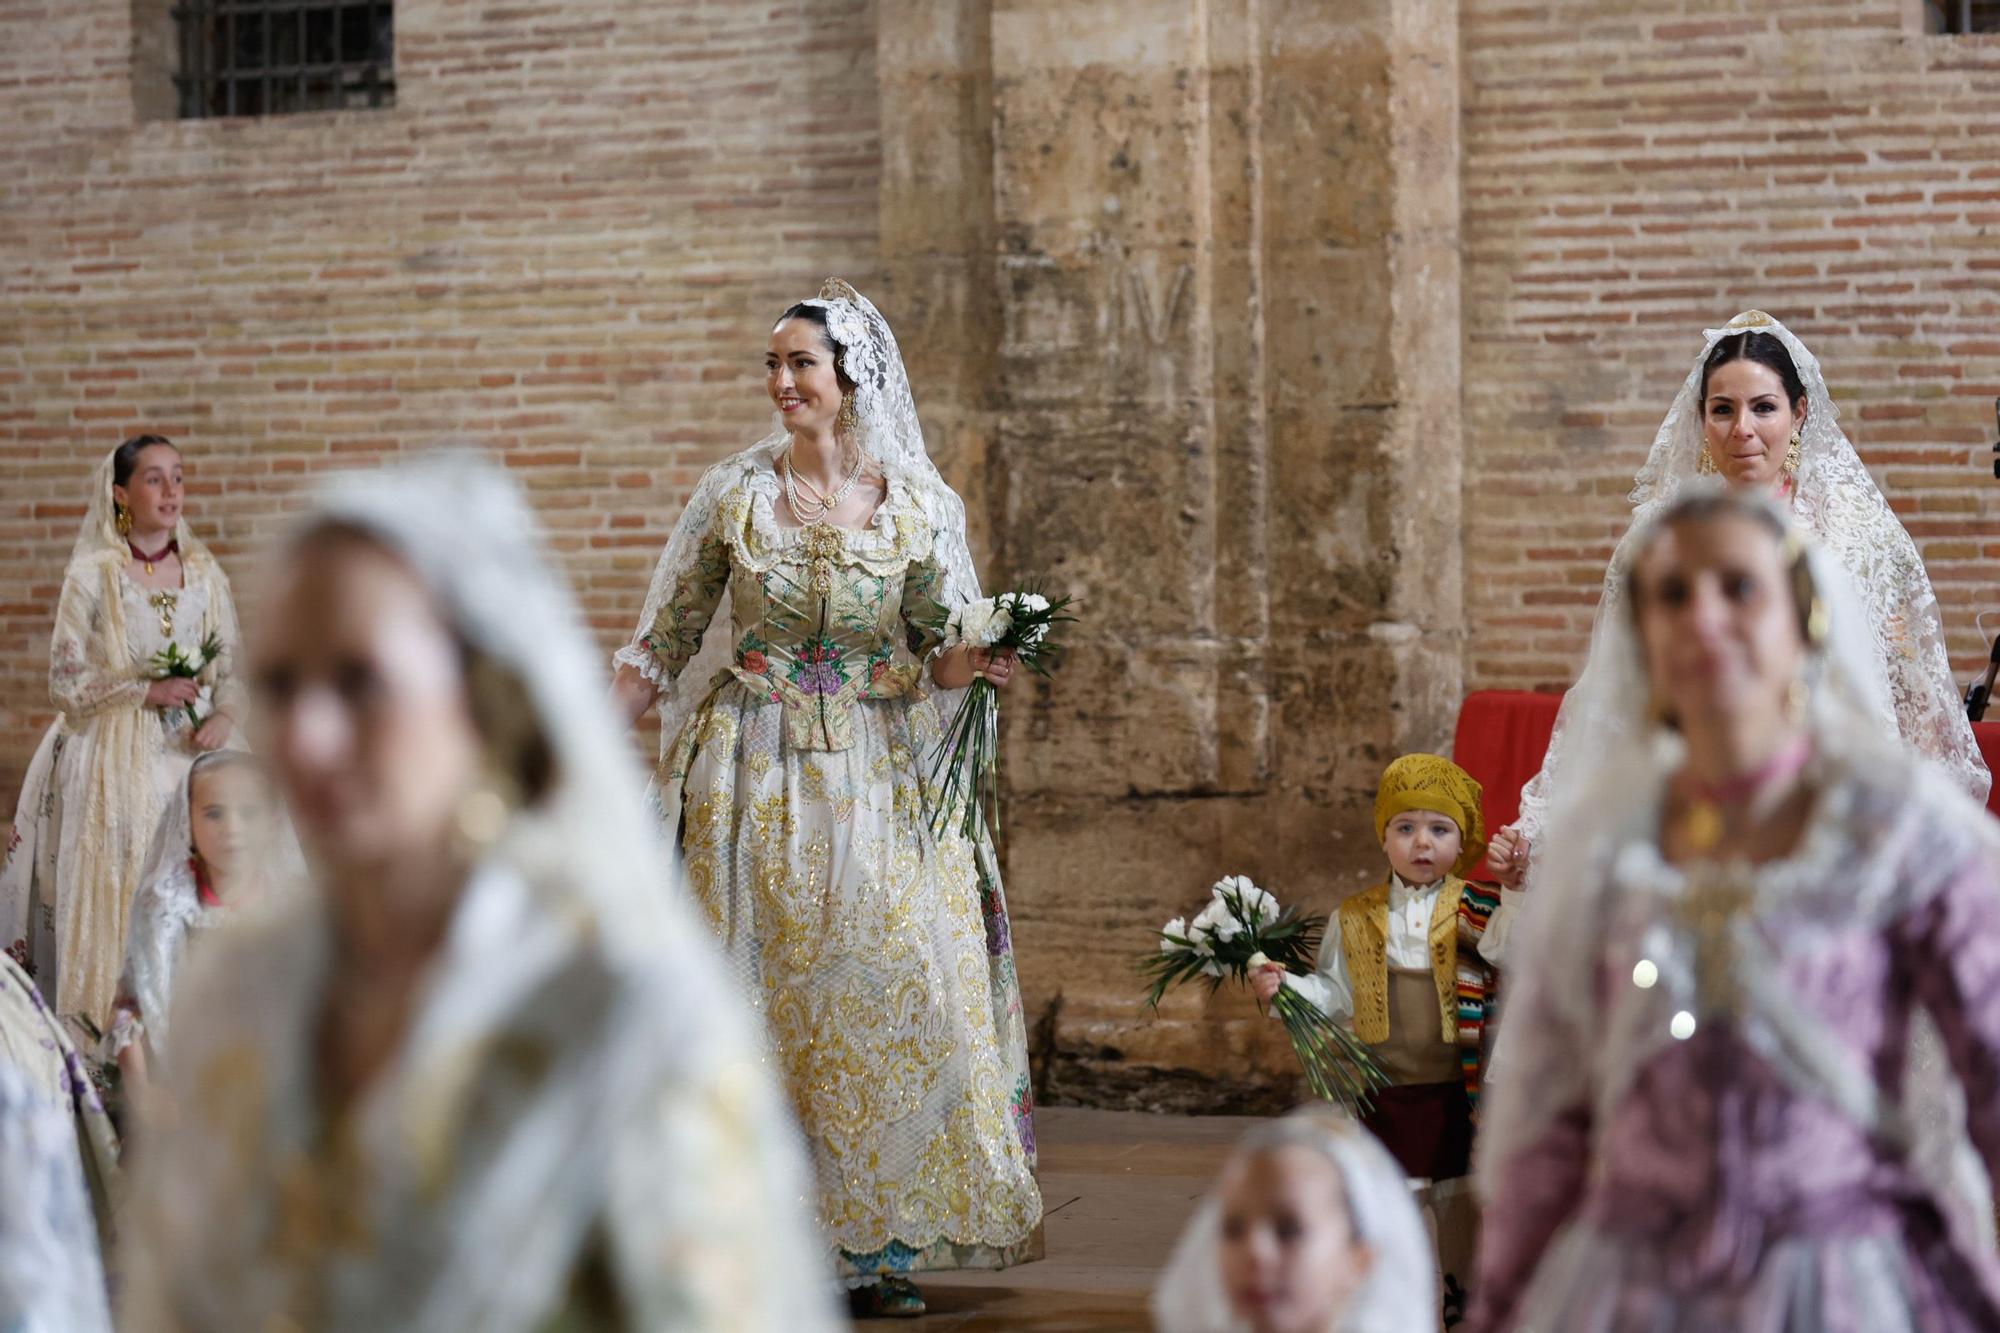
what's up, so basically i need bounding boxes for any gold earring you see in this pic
[1783,429,1803,474]
[1785,676,1810,726]
[836,395,859,437]
[1696,445,1717,476]
[115,502,133,536]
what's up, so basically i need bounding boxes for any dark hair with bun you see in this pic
[775,303,857,393]
[112,433,179,488]
[1700,332,1807,413]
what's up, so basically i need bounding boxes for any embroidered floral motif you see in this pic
[790,639,848,697]
[640,472,1043,1269]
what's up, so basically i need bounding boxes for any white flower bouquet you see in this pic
[150,630,223,730]
[1141,875,1388,1115]
[927,586,1074,843]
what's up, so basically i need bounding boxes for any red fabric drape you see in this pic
[1450,690,2000,883]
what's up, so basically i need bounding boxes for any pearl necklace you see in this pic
[783,445,863,524]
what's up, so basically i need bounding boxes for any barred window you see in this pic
[1925,0,2000,34]
[173,1,394,119]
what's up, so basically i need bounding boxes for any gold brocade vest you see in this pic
[1339,877,1464,1047]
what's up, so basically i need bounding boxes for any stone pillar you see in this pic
[878,0,1463,1108]
[875,0,1001,569]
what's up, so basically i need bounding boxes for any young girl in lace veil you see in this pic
[0,436,244,1030]
[609,280,1041,1316]
[1472,490,2000,1330]
[1151,1107,1436,1333]
[119,454,836,1332]
[103,750,288,1097]
[1483,312,1987,921]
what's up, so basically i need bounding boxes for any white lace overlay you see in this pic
[1514,312,1988,856]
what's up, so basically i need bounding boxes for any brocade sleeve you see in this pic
[615,522,731,690]
[899,554,951,660]
[47,565,147,720]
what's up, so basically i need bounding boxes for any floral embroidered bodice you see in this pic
[634,470,949,752]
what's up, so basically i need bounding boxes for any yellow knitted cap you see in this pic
[1374,753,1486,878]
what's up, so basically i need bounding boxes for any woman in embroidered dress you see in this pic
[1482,311,1988,917]
[0,951,119,1332]
[0,435,243,1031]
[119,455,837,1332]
[610,279,1043,1317]
[1470,489,2000,1332]
[104,750,283,1101]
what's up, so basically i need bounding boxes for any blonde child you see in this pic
[105,751,282,1098]
[1151,1106,1435,1333]
[1252,755,1498,1180]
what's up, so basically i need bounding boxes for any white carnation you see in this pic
[1211,875,1278,930]
[1185,915,1214,955]
[947,597,1011,648]
[1159,916,1188,953]
[1244,887,1279,928]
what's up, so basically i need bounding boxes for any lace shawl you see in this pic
[1515,312,1988,853]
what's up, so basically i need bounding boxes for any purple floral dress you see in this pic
[1474,759,2000,1332]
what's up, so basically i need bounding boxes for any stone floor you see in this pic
[908,1106,1260,1331]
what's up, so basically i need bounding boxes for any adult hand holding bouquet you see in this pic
[927,586,1073,843]
[1142,875,1388,1116]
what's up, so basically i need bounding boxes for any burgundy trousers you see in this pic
[1363,1080,1473,1181]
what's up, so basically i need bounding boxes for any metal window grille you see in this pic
[1927,0,2000,33]
[173,1,394,119]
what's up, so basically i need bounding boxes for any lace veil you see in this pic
[1479,494,1996,1246]
[111,751,300,1060]
[615,279,982,756]
[118,454,839,1332]
[72,444,219,572]
[300,454,701,948]
[1515,311,1989,848]
[1150,1107,1438,1333]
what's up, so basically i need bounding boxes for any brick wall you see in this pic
[0,0,881,794]
[7,0,1997,808]
[1463,0,2000,694]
